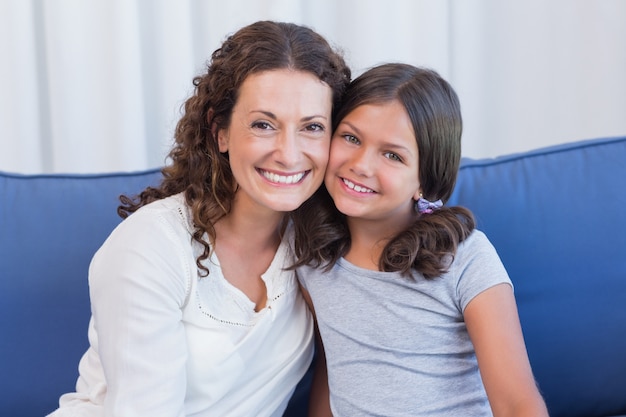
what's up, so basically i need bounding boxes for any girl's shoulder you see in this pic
[453,229,507,276]
[458,229,494,254]
[453,229,512,309]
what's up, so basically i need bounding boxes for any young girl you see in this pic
[294,63,548,416]
[47,21,350,417]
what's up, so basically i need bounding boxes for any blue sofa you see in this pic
[2,136,625,417]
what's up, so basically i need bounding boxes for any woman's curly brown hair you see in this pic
[118,21,351,275]
[293,63,475,279]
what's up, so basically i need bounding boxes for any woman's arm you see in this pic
[465,283,549,417]
[299,286,332,417]
[89,211,191,416]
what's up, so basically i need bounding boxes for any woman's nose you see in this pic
[274,130,302,166]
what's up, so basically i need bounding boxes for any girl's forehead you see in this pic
[338,101,418,155]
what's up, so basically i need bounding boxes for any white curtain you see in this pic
[2,0,625,174]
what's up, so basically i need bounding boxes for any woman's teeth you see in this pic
[262,170,305,184]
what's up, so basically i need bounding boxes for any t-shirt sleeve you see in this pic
[455,231,513,312]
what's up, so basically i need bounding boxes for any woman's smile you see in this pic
[258,168,308,185]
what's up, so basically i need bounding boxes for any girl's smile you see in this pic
[340,177,375,194]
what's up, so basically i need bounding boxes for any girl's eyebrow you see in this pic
[338,120,362,136]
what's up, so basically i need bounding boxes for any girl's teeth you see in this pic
[343,178,373,193]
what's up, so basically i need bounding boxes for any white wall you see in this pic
[1,0,625,174]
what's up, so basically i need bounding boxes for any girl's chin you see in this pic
[331,200,365,218]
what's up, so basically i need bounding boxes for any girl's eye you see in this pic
[384,152,402,162]
[343,134,360,145]
[305,123,325,132]
[251,121,273,130]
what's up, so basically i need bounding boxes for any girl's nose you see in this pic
[349,148,374,177]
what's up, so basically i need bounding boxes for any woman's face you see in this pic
[218,69,333,214]
[325,100,422,231]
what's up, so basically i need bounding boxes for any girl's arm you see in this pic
[464,283,549,417]
[299,286,332,417]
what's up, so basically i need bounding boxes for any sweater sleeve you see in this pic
[87,207,192,417]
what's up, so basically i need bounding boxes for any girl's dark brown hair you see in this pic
[293,63,475,279]
[117,21,351,275]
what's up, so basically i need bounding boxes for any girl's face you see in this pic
[218,69,333,214]
[325,100,422,230]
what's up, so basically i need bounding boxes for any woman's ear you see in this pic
[217,128,229,153]
[208,108,228,153]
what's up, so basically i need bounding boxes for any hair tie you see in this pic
[415,197,443,214]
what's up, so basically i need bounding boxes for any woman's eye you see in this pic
[343,134,360,145]
[251,121,273,130]
[305,123,325,132]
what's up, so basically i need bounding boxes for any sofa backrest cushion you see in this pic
[0,169,162,416]
[448,136,626,417]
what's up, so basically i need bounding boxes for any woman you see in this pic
[48,20,350,417]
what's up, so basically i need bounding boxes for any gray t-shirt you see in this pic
[298,230,512,417]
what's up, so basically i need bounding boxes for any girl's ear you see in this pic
[413,189,423,202]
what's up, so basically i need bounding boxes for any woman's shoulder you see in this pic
[127,193,194,234]
[90,193,196,303]
[100,193,196,258]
